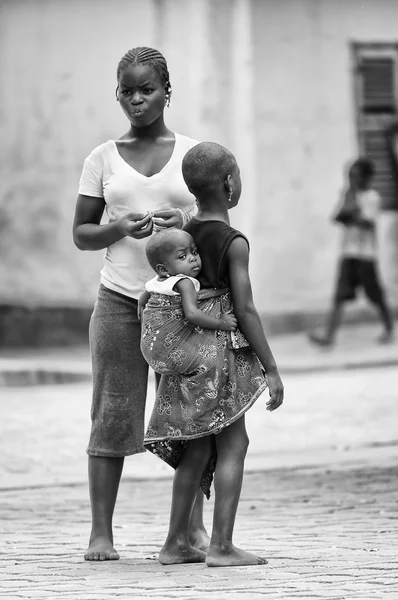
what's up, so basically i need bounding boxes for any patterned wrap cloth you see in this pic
[141,288,267,498]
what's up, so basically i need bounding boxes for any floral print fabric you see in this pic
[142,289,267,497]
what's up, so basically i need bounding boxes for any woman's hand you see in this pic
[117,212,154,239]
[152,208,184,230]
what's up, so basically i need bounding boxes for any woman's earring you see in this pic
[228,187,233,203]
[165,83,172,108]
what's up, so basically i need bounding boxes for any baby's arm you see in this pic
[175,278,237,331]
[226,237,284,412]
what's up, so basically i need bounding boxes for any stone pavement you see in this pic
[1,321,398,599]
[1,464,398,600]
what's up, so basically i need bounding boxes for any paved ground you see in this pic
[1,321,398,599]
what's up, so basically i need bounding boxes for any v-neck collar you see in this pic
[111,134,179,182]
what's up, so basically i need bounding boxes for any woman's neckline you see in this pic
[111,133,178,180]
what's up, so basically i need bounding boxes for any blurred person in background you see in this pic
[309,157,394,347]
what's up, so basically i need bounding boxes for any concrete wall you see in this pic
[249,0,398,315]
[0,0,397,321]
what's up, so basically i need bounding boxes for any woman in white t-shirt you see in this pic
[72,47,206,562]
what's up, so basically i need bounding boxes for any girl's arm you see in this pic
[227,237,284,411]
[176,279,237,331]
[73,194,154,251]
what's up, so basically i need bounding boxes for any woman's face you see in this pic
[117,64,167,128]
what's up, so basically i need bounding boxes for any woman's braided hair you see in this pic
[116,46,172,105]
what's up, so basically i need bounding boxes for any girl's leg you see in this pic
[189,490,210,551]
[159,436,212,564]
[154,372,210,551]
[206,416,267,567]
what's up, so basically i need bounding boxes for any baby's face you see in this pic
[163,232,202,278]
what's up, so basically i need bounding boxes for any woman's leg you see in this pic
[85,456,124,561]
[85,287,149,561]
[206,416,267,567]
[159,436,212,564]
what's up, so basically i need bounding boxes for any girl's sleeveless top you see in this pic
[183,219,249,288]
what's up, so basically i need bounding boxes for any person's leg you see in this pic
[189,490,210,551]
[85,287,149,561]
[85,456,124,561]
[206,416,266,567]
[159,436,212,564]
[153,372,210,551]
[309,300,344,346]
[376,299,394,343]
[360,260,394,343]
[309,259,354,346]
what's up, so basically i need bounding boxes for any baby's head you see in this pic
[145,229,201,279]
[348,157,375,190]
[182,141,242,207]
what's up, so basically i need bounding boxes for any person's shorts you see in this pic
[87,285,149,458]
[334,258,385,304]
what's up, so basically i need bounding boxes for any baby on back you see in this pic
[139,228,237,374]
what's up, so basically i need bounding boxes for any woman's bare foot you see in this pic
[189,527,210,552]
[84,535,120,561]
[159,540,207,565]
[206,543,267,567]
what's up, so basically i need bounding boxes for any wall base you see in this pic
[1,303,397,348]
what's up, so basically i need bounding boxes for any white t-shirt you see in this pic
[78,133,198,298]
[145,274,201,296]
[338,188,381,260]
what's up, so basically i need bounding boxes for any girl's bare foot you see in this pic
[84,535,120,561]
[159,540,207,565]
[206,543,267,567]
[189,527,210,552]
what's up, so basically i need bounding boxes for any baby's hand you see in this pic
[219,313,238,331]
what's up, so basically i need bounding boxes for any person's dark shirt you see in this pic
[183,219,249,288]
